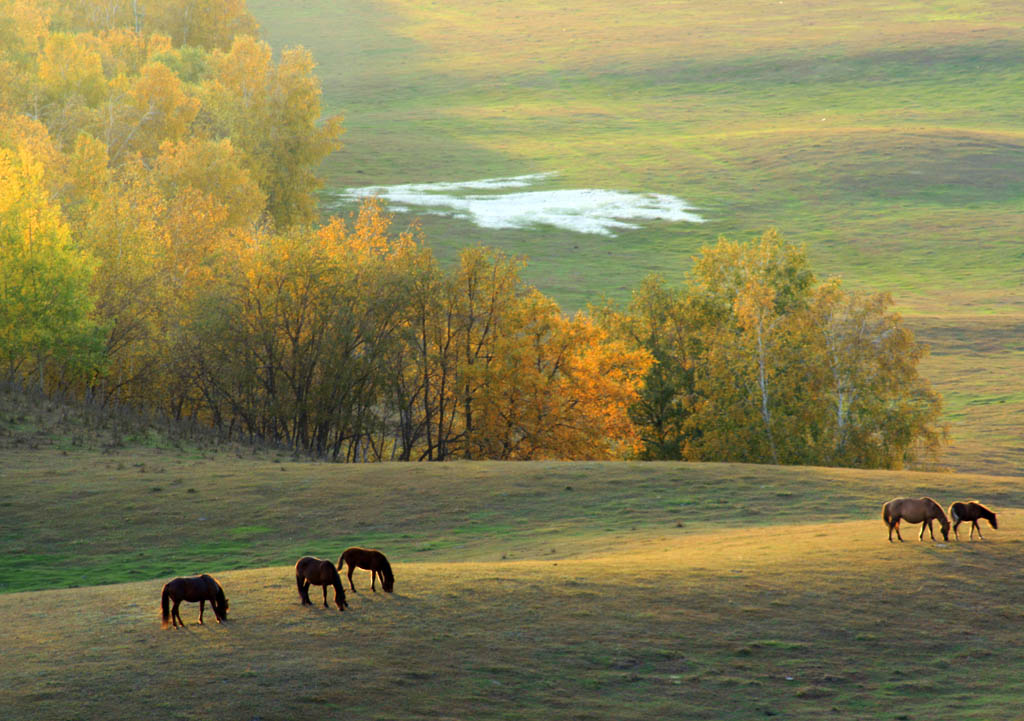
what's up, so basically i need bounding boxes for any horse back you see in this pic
[341,547,382,570]
[165,575,214,602]
[884,497,944,524]
[955,500,997,526]
[297,556,337,585]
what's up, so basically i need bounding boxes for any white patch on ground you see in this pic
[331,173,705,236]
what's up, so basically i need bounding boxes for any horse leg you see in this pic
[973,520,983,540]
[172,599,183,628]
[370,569,377,592]
[891,519,903,542]
[952,520,961,541]
[199,600,206,624]
[300,580,311,605]
[322,584,329,608]
[346,564,357,592]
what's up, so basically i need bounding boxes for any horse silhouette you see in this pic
[161,574,229,629]
[338,547,394,593]
[882,497,950,542]
[949,501,998,540]
[295,556,348,611]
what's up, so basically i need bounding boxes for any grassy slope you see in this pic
[245,0,1024,476]
[2,449,1024,719]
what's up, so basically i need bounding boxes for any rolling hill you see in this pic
[244,0,1024,476]
[1,448,1023,719]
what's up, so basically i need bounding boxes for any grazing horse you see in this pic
[295,556,348,611]
[949,501,998,541]
[882,497,950,542]
[337,547,394,593]
[161,574,229,629]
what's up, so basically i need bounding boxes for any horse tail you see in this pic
[882,502,892,526]
[337,549,349,570]
[296,563,305,599]
[331,565,348,608]
[161,585,171,629]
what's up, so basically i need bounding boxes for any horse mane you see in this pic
[971,501,998,524]
[970,500,992,511]
[924,497,950,524]
[379,554,394,585]
[201,574,228,612]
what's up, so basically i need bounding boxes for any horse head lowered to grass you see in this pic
[338,547,394,593]
[161,574,229,629]
[882,497,950,542]
[295,556,348,611]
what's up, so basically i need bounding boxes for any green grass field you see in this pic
[2,446,1024,719]
[243,0,1023,476]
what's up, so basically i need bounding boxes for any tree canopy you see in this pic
[0,1,947,467]
[600,230,947,469]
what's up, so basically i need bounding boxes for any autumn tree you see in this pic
[807,281,947,468]
[467,295,650,460]
[595,275,701,460]
[0,142,103,386]
[610,230,946,469]
[201,35,343,228]
[181,200,423,458]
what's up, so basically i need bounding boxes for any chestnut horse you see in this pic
[882,497,950,542]
[949,501,998,540]
[338,547,394,593]
[295,556,348,610]
[161,574,229,629]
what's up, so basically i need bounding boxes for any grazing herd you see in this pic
[161,546,391,629]
[160,499,1002,628]
[882,497,998,543]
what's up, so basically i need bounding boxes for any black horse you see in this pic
[949,501,998,540]
[338,547,394,593]
[161,574,229,628]
[295,556,348,610]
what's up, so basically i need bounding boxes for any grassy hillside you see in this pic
[2,449,1024,719]
[244,0,1023,476]
[247,0,1024,312]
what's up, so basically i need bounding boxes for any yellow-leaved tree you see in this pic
[202,35,343,228]
[0,141,103,386]
[609,230,947,469]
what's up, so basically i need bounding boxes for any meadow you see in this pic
[2,444,1024,719]
[243,0,1024,476]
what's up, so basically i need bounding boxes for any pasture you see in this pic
[2,447,1024,719]
[245,0,1024,476]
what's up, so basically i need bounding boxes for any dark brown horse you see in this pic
[882,497,950,542]
[337,547,394,593]
[161,574,229,629]
[949,501,998,540]
[295,556,348,610]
